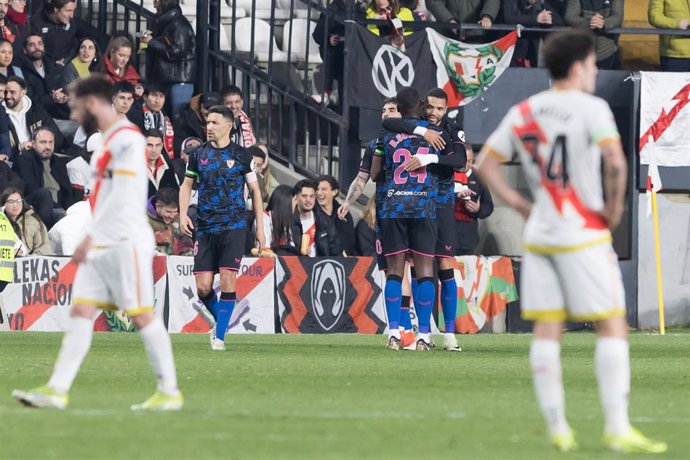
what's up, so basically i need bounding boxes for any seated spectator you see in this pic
[12,127,75,226]
[261,184,299,256]
[248,144,279,201]
[145,130,182,198]
[316,175,355,255]
[111,80,135,118]
[1,186,50,254]
[60,37,99,86]
[221,85,256,148]
[426,0,500,39]
[0,75,11,160]
[30,0,107,66]
[100,35,143,97]
[5,76,65,161]
[366,0,417,40]
[128,82,175,158]
[292,179,342,257]
[0,149,22,187]
[453,146,493,255]
[173,91,220,154]
[147,187,192,256]
[141,0,196,120]
[66,131,100,201]
[649,0,690,72]
[47,199,90,255]
[179,136,201,164]
[503,0,564,67]
[20,34,71,120]
[565,0,623,69]
[6,0,30,54]
[0,38,22,78]
[355,196,377,256]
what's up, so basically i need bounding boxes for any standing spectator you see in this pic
[1,186,50,254]
[0,38,22,78]
[366,0,417,39]
[147,187,192,256]
[426,0,500,38]
[30,0,105,66]
[141,0,196,120]
[292,179,342,257]
[5,76,65,161]
[261,185,299,255]
[173,92,220,153]
[100,36,143,97]
[60,37,99,86]
[144,130,182,198]
[503,0,564,67]
[221,85,256,148]
[649,0,690,71]
[355,196,377,256]
[111,80,136,118]
[20,34,70,120]
[6,0,30,54]
[316,174,355,255]
[453,146,493,255]
[129,83,176,158]
[565,0,623,69]
[12,127,75,226]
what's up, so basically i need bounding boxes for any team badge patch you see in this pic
[226,160,235,169]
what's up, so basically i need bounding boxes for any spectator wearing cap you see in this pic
[0,38,23,78]
[20,34,71,120]
[147,187,192,256]
[564,0,623,70]
[426,0,500,39]
[145,130,183,198]
[503,0,564,67]
[30,0,106,66]
[12,126,75,227]
[140,0,196,120]
[5,75,65,161]
[111,80,136,118]
[316,174,355,255]
[128,83,176,158]
[100,35,144,97]
[173,91,220,154]
[649,0,690,71]
[221,85,256,148]
[5,0,29,54]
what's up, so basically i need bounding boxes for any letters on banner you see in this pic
[640,72,690,166]
[166,256,275,334]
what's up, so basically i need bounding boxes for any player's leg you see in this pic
[193,234,219,321]
[399,263,413,331]
[384,252,406,349]
[410,253,435,350]
[211,229,244,349]
[214,269,238,346]
[438,257,460,352]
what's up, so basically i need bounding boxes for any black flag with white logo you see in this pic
[347,25,437,110]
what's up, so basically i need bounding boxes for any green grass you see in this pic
[0,332,688,460]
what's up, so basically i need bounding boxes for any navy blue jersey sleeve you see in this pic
[185,150,199,179]
[238,147,253,175]
[360,139,378,173]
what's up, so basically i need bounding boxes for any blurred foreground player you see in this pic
[475,30,666,454]
[13,76,182,411]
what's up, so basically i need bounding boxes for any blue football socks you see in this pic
[384,275,403,332]
[215,292,237,341]
[415,277,436,335]
[199,291,218,321]
[439,269,457,334]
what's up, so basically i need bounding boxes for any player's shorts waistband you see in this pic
[523,234,612,255]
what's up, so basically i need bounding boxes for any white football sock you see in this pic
[530,339,570,436]
[417,332,430,343]
[595,337,631,436]
[139,318,179,396]
[48,316,94,394]
[388,329,401,339]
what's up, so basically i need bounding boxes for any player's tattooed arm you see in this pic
[600,141,628,230]
[338,172,369,220]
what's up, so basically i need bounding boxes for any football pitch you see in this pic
[0,332,688,460]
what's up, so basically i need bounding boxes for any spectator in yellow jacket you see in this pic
[649,0,690,71]
[366,0,417,37]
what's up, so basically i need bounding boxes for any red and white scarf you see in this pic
[234,110,256,147]
[143,104,175,158]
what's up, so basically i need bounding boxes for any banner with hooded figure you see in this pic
[277,257,386,333]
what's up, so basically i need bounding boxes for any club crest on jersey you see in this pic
[310,260,346,331]
[226,159,235,169]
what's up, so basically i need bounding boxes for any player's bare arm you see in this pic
[475,149,532,220]
[72,235,92,264]
[179,176,195,237]
[599,140,628,230]
[247,174,266,249]
[338,172,369,220]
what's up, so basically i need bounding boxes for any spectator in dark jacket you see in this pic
[12,127,75,226]
[0,74,12,160]
[453,147,493,255]
[0,156,23,190]
[292,179,342,257]
[128,82,176,158]
[20,34,70,120]
[502,0,564,67]
[316,175,355,256]
[145,130,182,198]
[221,85,256,148]
[4,75,65,161]
[6,0,30,55]
[173,92,220,154]
[565,0,623,69]
[355,197,377,257]
[30,0,107,66]
[112,80,136,118]
[426,0,501,39]
[0,38,23,78]
[141,0,196,119]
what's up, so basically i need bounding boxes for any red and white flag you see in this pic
[646,136,663,218]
